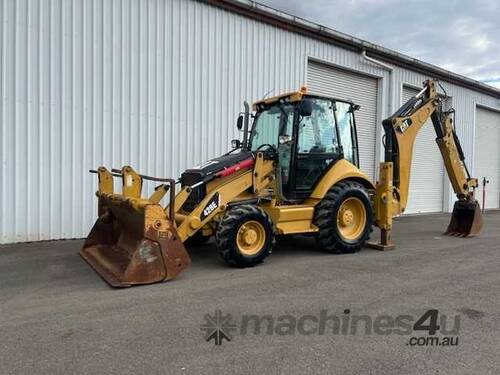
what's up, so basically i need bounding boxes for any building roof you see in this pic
[207,0,500,98]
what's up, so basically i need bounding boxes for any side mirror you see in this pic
[231,139,241,149]
[299,99,313,117]
[236,114,244,130]
[352,104,360,111]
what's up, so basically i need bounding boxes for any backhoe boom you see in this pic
[369,79,482,249]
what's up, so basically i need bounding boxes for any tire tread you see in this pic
[216,205,275,267]
[314,181,373,254]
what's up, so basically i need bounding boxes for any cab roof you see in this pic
[252,86,308,110]
[252,86,356,111]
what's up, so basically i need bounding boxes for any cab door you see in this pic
[287,98,341,199]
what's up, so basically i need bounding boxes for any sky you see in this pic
[259,0,500,89]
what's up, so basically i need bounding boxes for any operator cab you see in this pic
[249,89,360,201]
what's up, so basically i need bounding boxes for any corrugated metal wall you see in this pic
[475,107,500,209]
[1,0,499,243]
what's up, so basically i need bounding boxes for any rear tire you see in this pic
[314,181,373,253]
[216,205,275,267]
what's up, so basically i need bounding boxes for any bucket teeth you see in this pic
[445,200,483,238]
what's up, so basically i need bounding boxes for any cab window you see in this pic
[250,104,294,151]
[335,101,358,165]
[298,99,338,154]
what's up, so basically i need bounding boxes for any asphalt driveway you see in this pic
[1,212,499,374]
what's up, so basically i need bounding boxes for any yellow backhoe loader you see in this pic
[81,79,482,287]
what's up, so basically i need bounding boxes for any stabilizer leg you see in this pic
[366,162,396,251]
[366,228,395,251]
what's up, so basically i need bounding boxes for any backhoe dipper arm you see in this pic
[382,79,477,212]
[369,79,482,250]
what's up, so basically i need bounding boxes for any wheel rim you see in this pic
[236,220,266,256]
[336,197,367,241]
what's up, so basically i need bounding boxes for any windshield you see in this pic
[250,104,294,151]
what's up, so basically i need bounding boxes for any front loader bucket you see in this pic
[81,167,190,287]
[445,200,483,237]
[81,200,190,287]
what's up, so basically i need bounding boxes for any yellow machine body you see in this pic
[82,154,372,287]
[82,81,482,287]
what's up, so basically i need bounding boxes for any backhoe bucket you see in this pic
[445,200,483,237]
[81,167,190,287]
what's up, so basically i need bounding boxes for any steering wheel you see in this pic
[255,143,278,160]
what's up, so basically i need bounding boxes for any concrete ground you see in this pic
[0,212,499,375]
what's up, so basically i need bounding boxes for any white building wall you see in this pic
[1,0,499,243]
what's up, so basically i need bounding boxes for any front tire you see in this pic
[314,181,373,253]
[216,205,275,267]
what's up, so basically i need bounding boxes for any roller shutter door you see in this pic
[475,107,500,209]
[307,61,378,179]
[402,87,444,214]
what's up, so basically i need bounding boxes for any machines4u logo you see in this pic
[200,310,237,346]
[200,309,460,347]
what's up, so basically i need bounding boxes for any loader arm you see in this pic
[175,169,255,241]
[81,151,276,287]
[369,79,482,249]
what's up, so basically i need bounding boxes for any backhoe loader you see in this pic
[81,79,482,287]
